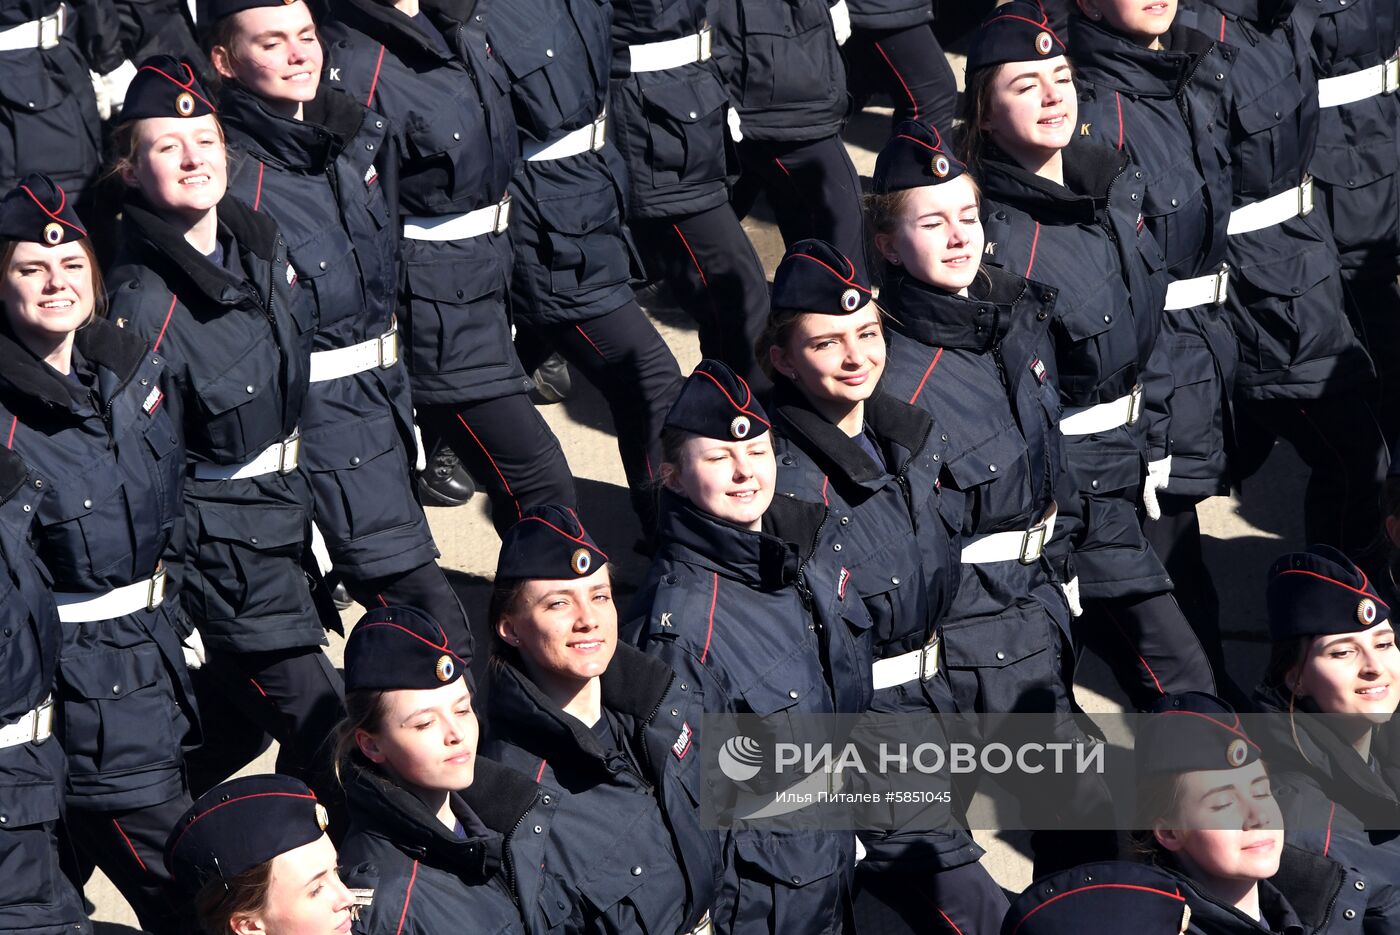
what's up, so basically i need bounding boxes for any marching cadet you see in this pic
[205,0,471,642]
[626,359,872,934]
[1000,862,1195,935]
[1067,0,1241,701]
[961,4,1216,711]
[484,505,720,934]
[1174,0,1387,558]
[335,605,548,934]
[1135,691,1369,935]
[760,240,1008,934]
[0,173,198,934]
[0,445,92,935]
[485,0,683,530]
[316,0,578,534]
[165,774,358,935]
[607,0,772,385]
[105,59,347,822]
[842,2,959,133]
[1306,0,1400,446]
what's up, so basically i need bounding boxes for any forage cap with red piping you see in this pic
[770,239,873,316]
[664,359,770,443]
[496,504,609,582]
[1136,691,1260,774]
[344,605,467,692]
[873,120,968,194]
[120,55,217,123]
[1001,861,1190,935]
[1266,544,1390,640]
[165,774,328,893]
[0,174,87,246]
[966,0,1066,74]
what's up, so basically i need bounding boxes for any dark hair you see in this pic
[332,688,391,786]
[0,237,108,325]
[863,176,987,293]
[958,64,1002,173]
[1384,476,1400,524]
[1260,636,1311,693]
[1128,769,1188,860]
[755,302,891,383]
[193,860,274,935]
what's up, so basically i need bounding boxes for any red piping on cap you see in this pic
[137,61,216,113]
[1275,568,1388,612]
[787,252,872,294]
[166,791,318,858]
[512,514,610,563]
[19,182,86,239]
[693,368,771,430]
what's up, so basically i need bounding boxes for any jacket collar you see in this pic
[0,316,145,415]
[1068,14,1218,98]
[121,195,278,309]
[220,84,365,173]
[883,266,1025,352]
[978,137,1126,225]
[0,447,29,505]
[656,489,806,589]
[1171,868,1304,935]
[770,379,930,489]
[330,0,475,63]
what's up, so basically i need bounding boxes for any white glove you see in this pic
[829,0,851,45]
[181,629,206,670]
[102,59,138,114]
[412,419,427,472]
[90,71,111,122]
[854,835,867,865]
[726,107,743,143]
[1060,576,1083,618]
[1142,455,1172,522]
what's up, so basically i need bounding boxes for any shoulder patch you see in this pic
[837,566,850,602]
[286,262,297,287]
[364,163,378,187]
[141,385,164,415]
[672,721,693,760]
[1030,357,1046,384]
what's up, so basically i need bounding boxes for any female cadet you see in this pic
[165,774,358,935]
[1172,0,1386,558]
[484,505,719,934]
[0,173,198,934]
[0,445,90,935]
[1066,0,1241,700]
[626,360,873,934]
[316,0,577,535]
[1251,547,1400,932]
[483,0,683,529]
[960,4,1216,711]
[760,239,1007,934]
[105,59,346,818]
[1134,691,1369,935]
[335,605,549,934]
[205,0,470,640]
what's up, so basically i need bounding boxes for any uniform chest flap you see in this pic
[192,337,279,418]
[42,459,124,525]
[1047,255,1122,343]
[741,0,831,36]
[732,829,846,887]
[846,535,919,600]
[491,13,561,80]
[942,425,1028,492]
[737,649,826,716]
[0,50,70,111]
[405,111,469,161]
[1142,169,1199,221]
[1230,228,1336,299]
[60,644,163,702]
[289,226,356,285]
[1234,76,1304,136]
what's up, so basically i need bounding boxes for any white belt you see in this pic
[192,433,301,481]
[403,196,511,241]
[683,913,712,935]
[1227,176,1314,236]
[1318,52,1400,108]
[1059,384,1144,436]
[0,697,53,749]
[309,325,399,383]
[628,26,713,73]
[961,506,1059,566]
[1164,267,1229,310]
[525,112,607,162]
[0,5,66,52]
[55,568,166,623]
[871,637,941,691]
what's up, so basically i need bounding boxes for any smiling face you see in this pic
[663,432,777,529]
[230,836,353,935]
[1153,760,1285,886]
[0,239,97,347]
[211,1,322,116]
[497,565,617,690]
[356,679,479,794]
[769,309,886,411]
[982,57,1077,166]
[1079,0,1177,44]
[1289,624,1400,719]
[875,175,984,292]
[121,114,227,221]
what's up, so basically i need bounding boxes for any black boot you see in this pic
[529,351,573,405]
[417,439,477,508]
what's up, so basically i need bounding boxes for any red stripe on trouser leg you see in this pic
[454,412,522,520]
[1104,607,1165,695]
[874,41,919,119]
[112,819,148,872]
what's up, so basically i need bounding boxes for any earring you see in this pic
[889,256,902,266]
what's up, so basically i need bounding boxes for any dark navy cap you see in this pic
[496,504,609,581]
[1003,861,1190,935]
[966,1,1066,74]
[165,775,328,893]
[664,359,771,443]
[120,56,217,123]
[344,606,467,692]
[1267,545,1390,640]
[770,239,872,316]
[1137,692,1260,774]
[208,0,305,24]
[872,120,968,195]
[0,174,87,246]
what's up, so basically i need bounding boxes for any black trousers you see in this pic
[342,560,474,659]
[1343,273,1400,450]
[1076,590,1216,711]
[732,134,869,281]
[633,205,772,388]
[419,392,577,536]
[853,859,1008,935]
[845,23,958,134]
[517,299,683,532]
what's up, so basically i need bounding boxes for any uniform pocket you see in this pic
[300,415,415,543]
[37,467,131,585]
[143,414,185,532]
[738,0,837,109]
[0,48,99,183]
[1230,236,1336,372]
[537,186,631,295]
[0,780,62,907]
[58,644,179,778]
[192,337,282,459]
[192,500,308,624]
[638,72,729,189]
[402,248,510,375]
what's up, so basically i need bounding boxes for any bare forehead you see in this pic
[137,114,222,144]
[904,175,979,215]
[8,240,87,263]
[997,55,1071,84]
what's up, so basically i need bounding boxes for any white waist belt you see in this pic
[1164,267,1229,310]
[0,5,65,52]
[871,637,941,691]
[1318,53,1399,108]
[192,433,301,481]
[1227,176,1314,236]
[403,196,511,241]
[628,26,713,73]
[0,697,53,749]
[55,568,166,623]
[309,325,399,383]
[525,112,607,162]
[1059,385,1143,436]
[961,506,1059,565]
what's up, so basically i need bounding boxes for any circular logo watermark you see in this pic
[718,735,764,782]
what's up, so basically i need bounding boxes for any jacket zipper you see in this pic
[502,797,533,906]
[793,505,831,612]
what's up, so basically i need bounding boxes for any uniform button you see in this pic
[631,866,643,876]
[375,120,384,128]
[32,479,41,488]
[546,49,554,57]
[1134,171,1142,179]
[366,143,374,150]
[1103,315,1112,323]
[111,684,121,694]
[995,651,1005,661]
[1091,480,1100,489]
[1345,910,1357,920]
[246,385,256,394]
[25,101,34,109]
[988,464,998,473]
[21,505,30,512]
[680,682,688,690]
[788,690,799,699]
[533,825,543,834]
[1130,192,1138,200]
[319,261,328,270]
[1041,292,1053,302]
[83,499,92,509]
[932,454,940,461]
[453,132,461,140]
[891,576,900,585]
[782,456,794,465]
[1356,881,1366,890]
[1037,311,1048,321]
[140,378,149,386]
[1216,73,1224,80]
[250,537,259,545]
[689,111,698,119]
[1291,286,1302,295]
[671,708,679,716]
[542,794,551,803]
[457,289,465,298]
[840,516,850,525]
[1170,198,1178,207]
[1274,111,1281,119]
[940,433,949,442]
[833,543,842,552]
[557,901,566,910]
[1348,179,1356,187]
[0,816,6,824]
[664,574,677,585]
[350,456,361,466]
[791,876,801,885]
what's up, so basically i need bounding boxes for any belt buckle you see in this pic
[698,24,713,62]
[1384,52,1400,95]
[32,697,53,745]
[38,9,60,48]
[279,432,301,473]
[919,636,941,681]
[493,195,512,235]
[378,328,399,369]
[1211,266,1230,305]
[146,566,167,611]
[1298,175,1315,218]
[1126,383,1144,426]
[591,113,608,151]
[1019,520,1049,565]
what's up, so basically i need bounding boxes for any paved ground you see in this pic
[89,103,1308,931]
